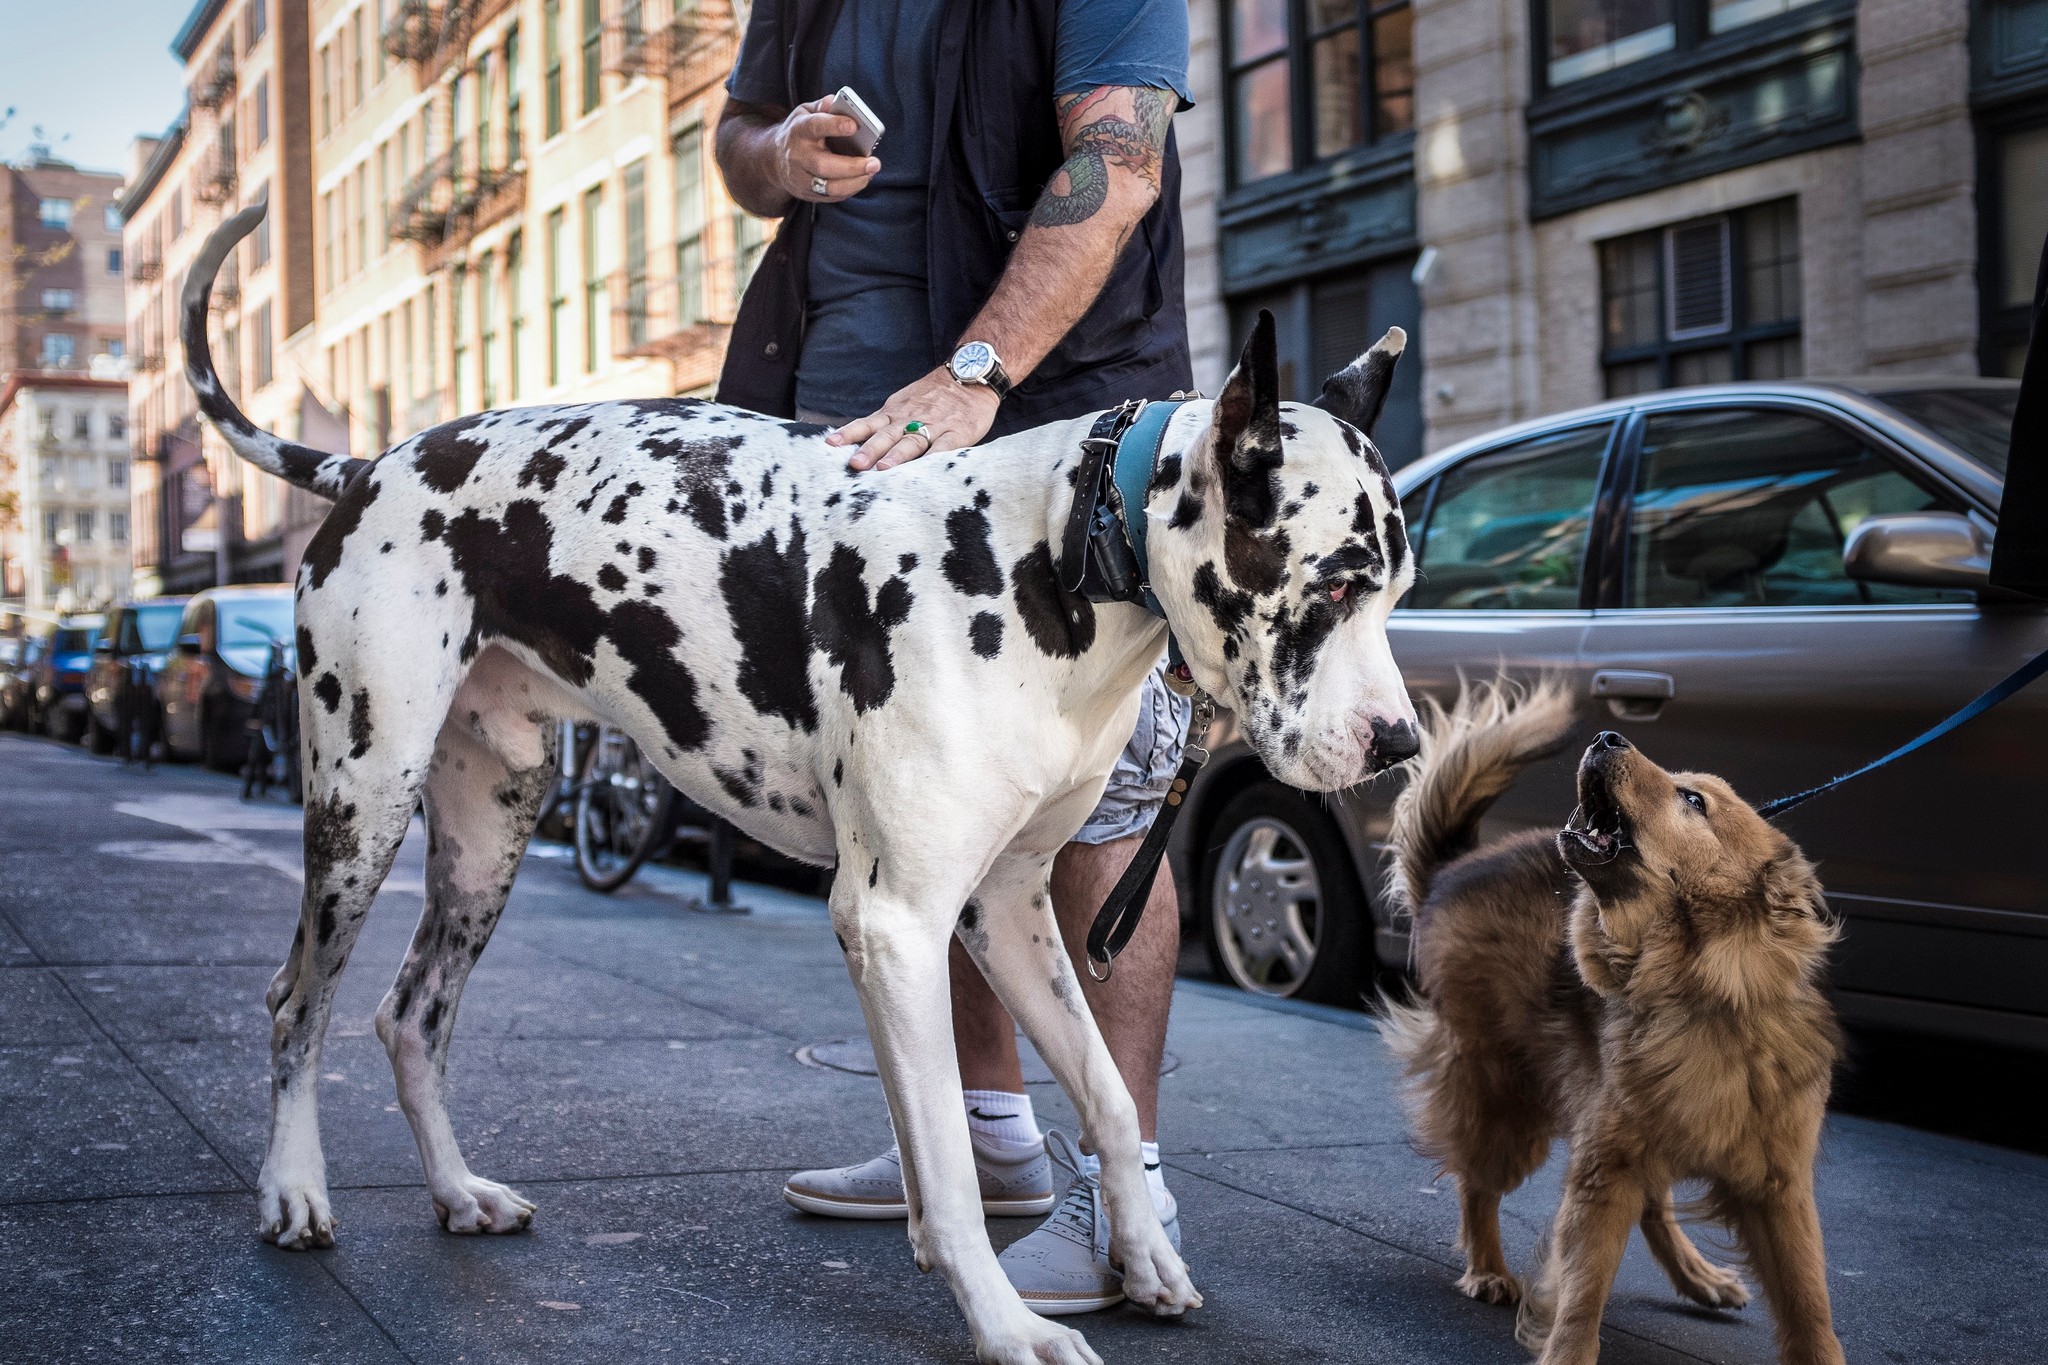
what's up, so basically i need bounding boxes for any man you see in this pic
[714,0,1194,1315]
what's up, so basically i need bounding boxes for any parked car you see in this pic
[1170,377,2047,1051]
[159,585,295,770]
[85,598,190,755]
[29,615,104,742]
[0,630,41,729]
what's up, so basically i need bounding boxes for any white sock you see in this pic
[963,1090,1040,1153]
[1076,1141,1174,1219]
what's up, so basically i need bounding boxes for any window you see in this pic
[453,263,470,411]
[506,26,524,164]
[582,186,605,371]
[674,125,706,325]
[109,412,126,439]
[105,203,122,232]
[169,186,185,237]
[41,332,76,366]
[320,43,333,137]
[108,458,127,488]
[110,512,129,544]
[479,251,499,409]
[323,191,337,291]
[1627,407,1970,607]
[1540,0,1820,88]
[1981,122,2048,377]
[43,510,61,544]
[581,0,603,115]
[1404,423,1611,609]
[252,188,272,267]
[401,297,416,414]
[254,73,270,146]
[43,289,75,313]
[75,510,95,545]
[545,0,564,136]
[1227,0,1414,186]
[1599,197,1800,397]
[74,411,92,439]
[477,52,496,174]
[734,209,767,299]
[508,230,525,399]
[39,197,72,229]
[623,159,648,348]
[547,206,567,383]
[355,164,369,275]
[254,301,274,388]
[103,338,124,360]
[352,7,366,107]
[107,248,122,274]
[425,277,439,392]
[248,0,266,44]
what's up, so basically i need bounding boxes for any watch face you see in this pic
[952,342,995,384]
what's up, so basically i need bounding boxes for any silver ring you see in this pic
[811,176,829,197]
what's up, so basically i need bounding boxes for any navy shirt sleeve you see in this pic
[726,0,790,106]
[1053,0,1194,108]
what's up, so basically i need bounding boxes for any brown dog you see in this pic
[1380,680,1846,1365]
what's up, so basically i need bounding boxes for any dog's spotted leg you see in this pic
[1519,1146,1639,1365]
[375,691,554,1236]
[958,852,1200,1319]
[1455,1182,1522,1305]
[1729,1177,1846,1365]
[1640,1188,1747,1309]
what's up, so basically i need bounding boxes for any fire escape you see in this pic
[385,1,526,265]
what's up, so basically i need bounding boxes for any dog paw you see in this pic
[1115,1235,1203,1317]
[257,1176,335,1251]
[1457,1269,1523,1305]
[433,1176,536,1234]
[1674,1261,1749,1310]
[978,1317,1102,1365]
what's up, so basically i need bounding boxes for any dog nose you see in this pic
[1593,730,1631,752]
[1372,716,1420,764]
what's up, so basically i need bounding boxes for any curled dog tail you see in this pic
[181,200,368,500]
[1382,674,1575,918]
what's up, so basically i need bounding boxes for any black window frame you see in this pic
[1973,105,2048,378]
[1221,0,1415,193]
[1529,0,1844,99]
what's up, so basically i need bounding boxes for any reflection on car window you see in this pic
[1629,408,1970,608]
[220,597,295,651]
[1876,387,2015,476]
[1408,424,1608,609]
[134,604,183,652]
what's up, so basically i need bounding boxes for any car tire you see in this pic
[1200,780,1371,1005]
[201,706,239,773]
[86,710,116,755]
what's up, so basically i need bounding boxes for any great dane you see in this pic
[182,203,1418,1365]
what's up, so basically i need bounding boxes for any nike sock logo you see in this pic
[968,1107,1019,1121]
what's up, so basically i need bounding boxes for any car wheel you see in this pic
[1201,780,1370,1004]
[86,710,116,755]
[201,706,239,772]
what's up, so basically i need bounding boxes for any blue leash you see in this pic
[1756,643,2048,819]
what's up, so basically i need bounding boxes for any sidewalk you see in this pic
[1,733,2043,1363]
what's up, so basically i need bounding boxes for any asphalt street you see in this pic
[2,732,2044,1364]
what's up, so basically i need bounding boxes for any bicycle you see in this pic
[239,621,301,803]
[573,725,676,891]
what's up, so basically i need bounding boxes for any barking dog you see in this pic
[1381,682,1846,1365]
[182,203,1419,1365]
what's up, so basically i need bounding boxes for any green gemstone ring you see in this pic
[903,420,928,435]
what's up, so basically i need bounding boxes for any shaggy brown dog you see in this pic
[1380,681,1846,1365]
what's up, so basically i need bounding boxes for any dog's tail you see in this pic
[181,200,368,500]
[1382,673,1576,918]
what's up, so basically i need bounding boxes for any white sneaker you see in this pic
[782,1139,1055,1220]
[1002,1130,1181,1315]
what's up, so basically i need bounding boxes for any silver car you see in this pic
[1170,378,2047,1051]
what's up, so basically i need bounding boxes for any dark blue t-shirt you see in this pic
[728,0,1193,420]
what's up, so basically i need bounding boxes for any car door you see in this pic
[163,597,212,755]
[1577,400,2048,1026]
[1337,420,1617,962]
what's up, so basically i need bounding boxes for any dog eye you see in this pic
[1680,789,1706,813]
[1329,583,1347,602]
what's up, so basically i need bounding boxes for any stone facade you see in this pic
[0,376,134,611]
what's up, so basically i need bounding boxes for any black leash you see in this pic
[1756,642,2048,819]
[1085,692,1213,980]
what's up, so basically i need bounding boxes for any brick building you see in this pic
[0,151,128,383]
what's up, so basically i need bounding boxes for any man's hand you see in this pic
[716,96,880,218]
[829,367,1002,471]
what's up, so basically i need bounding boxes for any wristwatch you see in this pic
[948,341,1013,399]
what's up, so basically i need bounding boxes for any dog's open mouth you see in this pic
[1562,773,1632,865]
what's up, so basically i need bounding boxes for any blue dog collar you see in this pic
[1108,399,1188,617]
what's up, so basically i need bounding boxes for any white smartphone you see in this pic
[827,86,885,159]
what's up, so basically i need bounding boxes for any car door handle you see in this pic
[1591,670,1674,720]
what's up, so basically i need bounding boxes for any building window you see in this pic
[674,124,706,325]
[107,248,122,274]
[109,412,126,439]
[104,203,122,232]
[452,264,470,412]
[547,207,567,383]
[323,192,336,290]
[43,289,75,313]
[545,0,564,136]
[320,43,333,138]
[477,51,496,173]
[111,511,129,544]
[506,25,524,164]
[1981,120,2048,376]
[581,0,603,115]
[43,510,61,544]
[254,73,270,147]
[355,165,369,276]
[74,412,92,439]
[1226,0,1414,187]
[41,332,76,366]
[479,251,499,409]
[248,0,266,44]
[582,186,605,371]
[352,7,366,108]
[733,210,767,301]
[108,458,128,488]
[254,301,274,388]
[39,197,72,229]
[1539,0,1822,88]
[252,188,272,267]
[623,159,648,348]
[508,230,526,399]
[1598,198,1801,396]
[75,510,95,545]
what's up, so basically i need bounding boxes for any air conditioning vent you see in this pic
[1665,217,1730,339]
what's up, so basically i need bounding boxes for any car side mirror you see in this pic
[93,639,113,654]
[176,633,204,657]
[1844,511,1991,591]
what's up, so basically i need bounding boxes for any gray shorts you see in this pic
[1075,661,1193,845]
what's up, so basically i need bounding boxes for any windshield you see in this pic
[54,627,98,654]
[135,603,184,652]
[219,597,295,651]
[1877,387,2016,476]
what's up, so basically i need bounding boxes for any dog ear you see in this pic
[1760,851,1834,926]
[1208,310,1285,525]
[1312,327,1406,438]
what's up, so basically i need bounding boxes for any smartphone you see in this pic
[826,86,884,159]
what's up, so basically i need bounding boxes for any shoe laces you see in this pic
[1041,1130,1111,1262]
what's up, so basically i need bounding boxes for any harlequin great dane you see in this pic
[182,203,1417,1365]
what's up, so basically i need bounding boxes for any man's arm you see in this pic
[715,97,881,221]
[835,85,1177,471]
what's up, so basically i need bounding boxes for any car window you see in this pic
[1876,387,2015,476]
[134,604,184,652]
[220,597,294,651]
[1627,407,1971,608]
[1406,423,1609,610]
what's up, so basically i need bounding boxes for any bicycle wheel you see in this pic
[574,728,675,892]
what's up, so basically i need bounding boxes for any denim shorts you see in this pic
[1075,661,1193,845]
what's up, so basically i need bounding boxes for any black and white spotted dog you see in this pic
[183,203,1417,1365]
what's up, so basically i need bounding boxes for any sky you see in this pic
[0,1,190,179]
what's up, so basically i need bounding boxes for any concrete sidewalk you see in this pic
[1,733,2043,1363]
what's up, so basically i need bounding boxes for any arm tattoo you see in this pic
[1029,87,1174,230]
